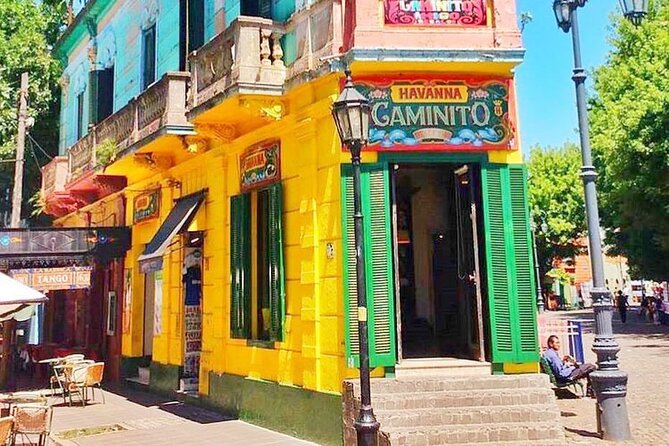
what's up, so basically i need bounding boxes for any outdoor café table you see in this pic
[38,357,67,396]
[0,394,45,417]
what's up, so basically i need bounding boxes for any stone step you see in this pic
[384,421,565,445]
[375,403,561,427]
[395,358,491,378]
[370,388,556,410]
[352,374,551,395]
[446,440,564,446]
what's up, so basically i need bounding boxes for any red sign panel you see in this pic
[384,0,487,26]
[240,141,281,192]
[354,76,515,152]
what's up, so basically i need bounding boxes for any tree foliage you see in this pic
[526,143,586,276]
[0,0,65,225]
[589,1,669,279]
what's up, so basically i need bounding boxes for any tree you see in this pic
[526,143,586,277]
[589,1,669,280]
[0,0,66,225]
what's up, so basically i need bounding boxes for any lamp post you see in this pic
[530,218,546,313]
[552,0,648,441]
[332,69,379,446]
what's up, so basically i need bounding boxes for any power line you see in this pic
[27,133,54,160]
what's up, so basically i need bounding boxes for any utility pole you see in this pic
[10,72,29,228]
[1,72,28,390]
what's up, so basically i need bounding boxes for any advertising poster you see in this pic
[154,271,163,336]
[122,269,132,334]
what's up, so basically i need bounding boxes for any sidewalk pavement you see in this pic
[544,308,669,445]
[46,386,318,446]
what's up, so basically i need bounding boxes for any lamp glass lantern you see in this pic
[553,0,574,32]
[332,71,371,149]
[619,0,649,25]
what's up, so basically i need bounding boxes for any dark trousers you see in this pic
[619,307,627,323]
[569,363,596,381]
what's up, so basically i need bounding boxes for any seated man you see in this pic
[543,335,596,384]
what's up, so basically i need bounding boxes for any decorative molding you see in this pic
[87,44,98,69]
[142,0,160,29]
[239,98,285,121]
[196,123,237,143]
[97,28,116,69]
[182,135,210,154]
[59,75,70,99]
[132,153,172,170]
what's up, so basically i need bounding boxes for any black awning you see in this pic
[138,191,205,273]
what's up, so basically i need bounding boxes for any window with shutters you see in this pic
[341,164,397,368]
[241,0,272,19]
[141,25,157,90]
[76,92,85,140]
[229,183,285,343]
[96,66,114,123]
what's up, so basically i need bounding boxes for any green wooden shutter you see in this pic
[341,164,397,368]
[230,193,251,338]
[508,166,539,361]
[267,183,285,341]
[481,164,538,365]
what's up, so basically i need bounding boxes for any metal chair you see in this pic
[68,362,105,406]
[9,404,52,446]
[0,416,13,445]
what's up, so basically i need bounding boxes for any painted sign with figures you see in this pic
[352,77,515,152]
[384,0,487,27]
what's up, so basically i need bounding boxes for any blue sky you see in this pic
[515,0,618,151]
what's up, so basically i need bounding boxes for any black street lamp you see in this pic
[551,0,647,441]
[332,69,379,446]
[619,0,649,25]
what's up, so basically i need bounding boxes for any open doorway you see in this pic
[393,163,488,361]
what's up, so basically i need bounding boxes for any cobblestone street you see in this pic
[544,309,669,445]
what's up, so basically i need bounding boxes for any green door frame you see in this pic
[377,151,490,364]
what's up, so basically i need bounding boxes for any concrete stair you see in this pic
[343,374,565,445]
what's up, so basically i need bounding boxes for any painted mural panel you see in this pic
[384,0,487,26]
[355,76,515,152]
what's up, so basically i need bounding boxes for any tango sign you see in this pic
[10,267,92,291]
[354,77,515,152]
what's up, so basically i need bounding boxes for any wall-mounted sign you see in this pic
[354,77,514,152]
[122,269,132,334]
[240,141,280,192]
[10,266,92,291]
[384,0,487,27]
[133,189,160,224]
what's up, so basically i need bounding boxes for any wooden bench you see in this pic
[539,356,585,397]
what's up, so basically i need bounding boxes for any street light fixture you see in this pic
[551,0,647,441]
[619,0,649,25]
[332,69,379,446]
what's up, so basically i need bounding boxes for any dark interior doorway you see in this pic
[392,163,488,361]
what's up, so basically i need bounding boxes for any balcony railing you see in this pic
[188,16,286,111]
[41,156,69,198]
[67,71,191,184]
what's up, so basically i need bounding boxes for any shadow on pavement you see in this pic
[103,384,233,424]
[565,427,601,439]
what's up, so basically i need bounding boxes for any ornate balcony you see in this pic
[66,71,193,185]
[188,16,286,115]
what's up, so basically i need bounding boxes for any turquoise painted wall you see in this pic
[60,0,181,152]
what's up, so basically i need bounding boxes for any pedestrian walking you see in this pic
[616,290,628,323]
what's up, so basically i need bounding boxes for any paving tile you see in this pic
[545,309,669,446]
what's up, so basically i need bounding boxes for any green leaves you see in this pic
[526,143,586,276]
[0,0,64,224]
[590,0,669,279]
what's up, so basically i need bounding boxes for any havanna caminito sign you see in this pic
[384,0,487,26]
[356,77,515,151]
[240,141,280,192]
